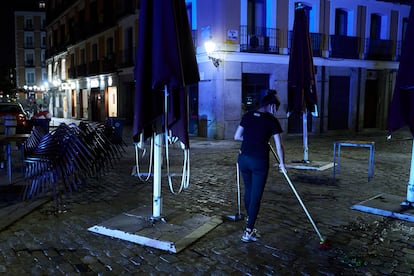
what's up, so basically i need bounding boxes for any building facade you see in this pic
[44,0,411,140]
[14,1,47,108]
[193,0,410,139]
[45,0,138,122]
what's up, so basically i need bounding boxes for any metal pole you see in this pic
[236,163,242,215]
[303,111,309,162]
[153,133,163,218]
[405,139,414,204]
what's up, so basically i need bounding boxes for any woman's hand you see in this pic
[279,164,287,174]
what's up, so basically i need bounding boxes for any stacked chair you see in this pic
[22,121,125,210]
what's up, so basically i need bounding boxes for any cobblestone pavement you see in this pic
[1,124,414,275]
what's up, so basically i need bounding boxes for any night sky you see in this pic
[0,2,15,68]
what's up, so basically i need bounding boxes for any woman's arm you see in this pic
[273,133,287,173]
[234,125,244,141]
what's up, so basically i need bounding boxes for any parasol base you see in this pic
[88,205,222,253]
[280,161,334,171]
[352,193,414,222]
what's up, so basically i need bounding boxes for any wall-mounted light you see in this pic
[204,40,222,68]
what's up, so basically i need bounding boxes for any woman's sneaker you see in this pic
[241,228,258,242]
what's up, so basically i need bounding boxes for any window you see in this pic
[42,69,47,82]
[25,18,33,29]
[124,28,133,63]
[92,44,98,61]
[25,35,34,48]
[370,14,381,39]
[41,50,45,66]
[248,0,266,34]
[185,0,196,29]
[26,70,35,85]
[80,49,85,64]
[335,9,348,36]
[41,34,46,48]
[186,2,192,28]
[106,37,114,56]
[25,52,34,66]
[402,17,408,41]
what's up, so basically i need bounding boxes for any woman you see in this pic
[234,91,287,242]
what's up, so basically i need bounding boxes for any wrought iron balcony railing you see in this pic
[288,31,322,57]
[330,35,360,59]
[364,38,394,61]
[240,25,278,54]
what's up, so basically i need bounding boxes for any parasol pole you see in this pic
[153,133,163,218]
[152,85,169,219]
[303,110,309,163]
[402,139,414,207]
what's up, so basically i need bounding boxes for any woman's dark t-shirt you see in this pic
[240,111,283,158]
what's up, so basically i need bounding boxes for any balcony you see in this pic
[24,43,34,49]
[24,24,33,31]
[89,60,101,75]
[364,38,394,61]
[288,31,322,57]
[25,61,35,67]
[117,49,136,69]
[240,26,278,54]
[330,35,360,59]
[102,53,117,72]
[77,64,87,77]
[68,67,76,79]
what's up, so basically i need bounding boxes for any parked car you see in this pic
[0,102,31,134]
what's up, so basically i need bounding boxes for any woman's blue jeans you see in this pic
[237,153,269,230]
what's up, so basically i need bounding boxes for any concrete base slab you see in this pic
[351,193,414,222]
[88,205,223,253]
[283,161,335,171]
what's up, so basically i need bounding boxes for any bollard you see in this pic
[4,114,17,135]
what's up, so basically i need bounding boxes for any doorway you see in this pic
[242,73,269,114]
[328,76,350,130]
[71,89,77,118]
[363,79,379,128]
[91,88,101,121]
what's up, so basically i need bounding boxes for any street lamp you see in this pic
[204,40,222,67]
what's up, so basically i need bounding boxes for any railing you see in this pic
[310,33,322,57]
[330,35,360,59]
[395,40,403,61]
[24,43,34,49]
[288,31,322,57]
[76,64,87,77]
[68,67,76,79]
[25,61,35,67]
[89,60,101,75]
[364,38,394,61]
[117,49,134,69]
[240,26,278,54]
